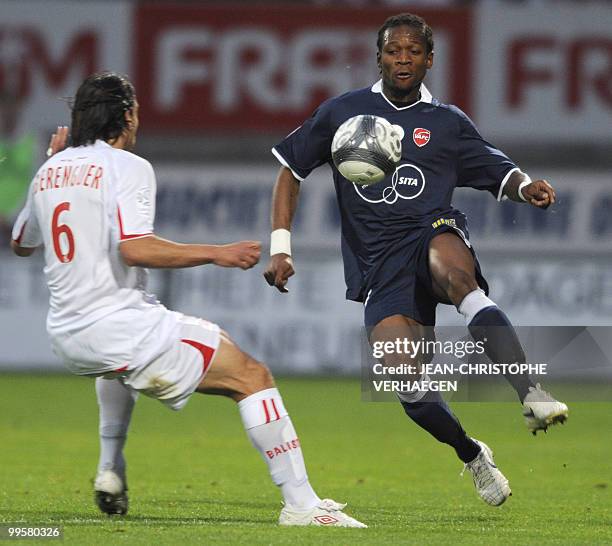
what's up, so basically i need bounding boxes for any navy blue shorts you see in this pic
[363,211,489,328]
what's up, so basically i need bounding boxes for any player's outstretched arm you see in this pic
[503,170,556,209]
[120,235,261,270]
[263,167,301,293]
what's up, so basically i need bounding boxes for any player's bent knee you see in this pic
[242,359,275,396]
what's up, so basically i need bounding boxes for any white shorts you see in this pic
[120,314,221,411]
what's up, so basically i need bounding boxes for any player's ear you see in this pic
[125,108,140,132]
[376,51,382,73]
[426,50,434,70]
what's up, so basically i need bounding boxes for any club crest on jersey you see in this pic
[413,128,430,148]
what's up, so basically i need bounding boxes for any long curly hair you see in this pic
[70,72,136,147]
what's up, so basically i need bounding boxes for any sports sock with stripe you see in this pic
[238,388,320,510]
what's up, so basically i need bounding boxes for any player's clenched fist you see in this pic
[263,254,294,293]
[214,241,261,269]
[521,179,556,209]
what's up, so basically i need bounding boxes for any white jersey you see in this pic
[12,140,180,376]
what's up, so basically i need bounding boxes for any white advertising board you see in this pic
[1,164,610,371]
[151,165,612,255]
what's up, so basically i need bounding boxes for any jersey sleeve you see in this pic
[271,98,335,181]
[453,106,518,200]
[11,180,42,247]
[116,157,156,240]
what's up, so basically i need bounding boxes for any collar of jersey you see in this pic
[371,80,433,110]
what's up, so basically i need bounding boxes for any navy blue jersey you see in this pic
[273,81,517,303]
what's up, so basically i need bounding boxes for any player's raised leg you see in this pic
[429,232,568,433]
[370,314,510,506]
[94,377,138,515]
[195,330,366,527]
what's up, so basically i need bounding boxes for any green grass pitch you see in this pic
[0,374,610,545]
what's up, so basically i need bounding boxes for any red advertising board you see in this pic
[135,4,472,133]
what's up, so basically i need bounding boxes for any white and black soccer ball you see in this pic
[331,115,403,185]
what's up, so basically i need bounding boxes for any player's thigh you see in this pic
[428,231,479,303]
[196,331,274,401]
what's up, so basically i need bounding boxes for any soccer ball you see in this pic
[331,115,403,185]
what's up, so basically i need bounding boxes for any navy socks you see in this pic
[468,306,535,402]
[400,390,480,463]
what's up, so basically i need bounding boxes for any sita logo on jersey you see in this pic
[353,164,426,205]
[413,128,430,148]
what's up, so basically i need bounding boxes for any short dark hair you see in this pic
[70,72,136,147]
[377,13,434,55]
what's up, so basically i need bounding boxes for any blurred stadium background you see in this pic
[1,0,611,374]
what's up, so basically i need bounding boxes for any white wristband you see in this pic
[517,175,532,202]
[270,229,291,256]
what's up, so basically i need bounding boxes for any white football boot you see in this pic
[94,469,128,515]
[279,498,367,528]
[462,439,511,506]
[522,384,569,435]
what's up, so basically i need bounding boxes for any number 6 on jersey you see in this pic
[52,202,75,263]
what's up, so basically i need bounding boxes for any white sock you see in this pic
[238,388,320,510]
[95,377,138,482]
[458,289,497,324]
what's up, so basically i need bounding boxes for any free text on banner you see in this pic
[134,4,473,132]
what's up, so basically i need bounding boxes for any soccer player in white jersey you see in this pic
[10,72,366,528]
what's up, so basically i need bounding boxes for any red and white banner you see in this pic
[134,4,472,132]
[1,2,611,141]
[475,4,612,141]
[0,1,132,135]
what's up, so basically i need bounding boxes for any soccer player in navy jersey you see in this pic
[264,13,568,506]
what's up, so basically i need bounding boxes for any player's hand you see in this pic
[522,179,556,209]
[214,241,261,270]
[46,126,69,157]
[263,254,294,293]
